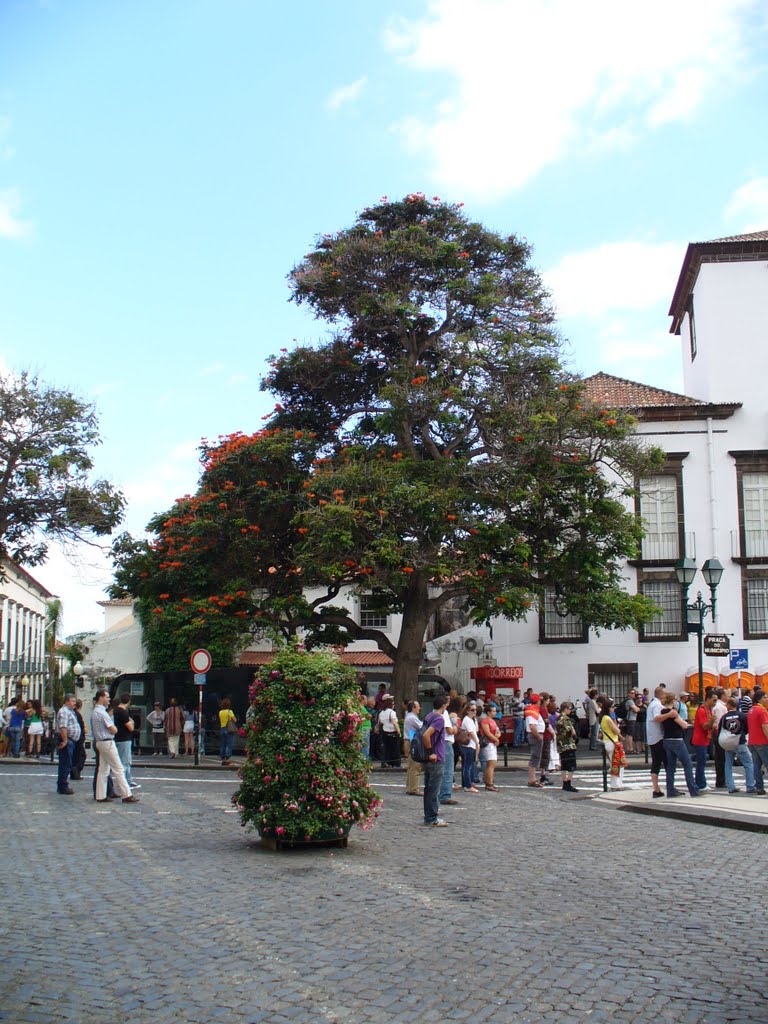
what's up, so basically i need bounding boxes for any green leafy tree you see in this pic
[0,371,124,568]
[112,194,661,700]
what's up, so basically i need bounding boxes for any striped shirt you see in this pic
[91,704,116,742]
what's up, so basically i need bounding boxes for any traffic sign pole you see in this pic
[189,651,212,765]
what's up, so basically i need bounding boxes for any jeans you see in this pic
[513,718,526,746]
[439,742,455,802]
[589,721,599,750]
[8,726,22,757]
[749,744,768,790]
[57,739,74,792]
[116,739,133,786]
[461,746,476,789]
[724,743,755,791]
[220,729,234,761]
[693,744,709,789]
[663,738,699,796]
[422,761,444,824]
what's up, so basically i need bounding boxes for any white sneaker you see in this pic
[425,818,448,827]
[131,783,142,790]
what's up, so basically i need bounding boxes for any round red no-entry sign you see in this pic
[190,648,212,674]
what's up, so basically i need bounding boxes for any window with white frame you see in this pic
[745,576,768,637]
[359,595,389,630]
[639,475,679,560]
[742,473,768,558]
[641,578,683,640]
[540,587,586,643]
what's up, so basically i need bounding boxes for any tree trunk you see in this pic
[389,574,432,708]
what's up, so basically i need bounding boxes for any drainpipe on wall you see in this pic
[706,416,719,628]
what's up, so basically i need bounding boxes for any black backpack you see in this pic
[409,718,433,763]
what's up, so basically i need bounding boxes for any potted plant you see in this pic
[233,646,381,846]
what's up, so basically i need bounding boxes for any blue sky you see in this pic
[1,0,766,635]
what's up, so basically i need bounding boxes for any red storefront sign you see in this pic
[470,665,524,680]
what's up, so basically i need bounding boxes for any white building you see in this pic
[490,230,768,703]
[0,560,53,704]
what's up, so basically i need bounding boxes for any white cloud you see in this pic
[543,240,684,318]
[0,187,32,239]
[386,0,756,198]
[326,75,368,113]
[724,177,768,232]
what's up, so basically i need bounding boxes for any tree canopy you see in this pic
[112,194,661,701]
[0,371,124,568]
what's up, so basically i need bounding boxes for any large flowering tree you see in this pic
[112,194,661,702]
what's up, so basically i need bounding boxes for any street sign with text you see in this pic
[703,634,730,657]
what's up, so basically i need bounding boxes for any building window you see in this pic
[587,664,639,704]
[742,472,768,558]
[359,595,389,630]
[744,574,768,638]
[539,588,587,644]
[639,474,680,561]
[687,295,697,361]
[640,576,685,641]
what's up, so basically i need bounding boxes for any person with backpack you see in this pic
[718,696,756,794]
[420,694,449,827]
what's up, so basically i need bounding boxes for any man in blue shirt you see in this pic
[422,694,448,827]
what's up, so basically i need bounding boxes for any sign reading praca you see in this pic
[470,665,524,681]
[703,634,730,657]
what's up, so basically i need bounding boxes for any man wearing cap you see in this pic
[421,694,449,827]
[91,689,139,804]
[55,693,81,795]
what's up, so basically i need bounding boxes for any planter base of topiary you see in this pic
[259,829,350,851]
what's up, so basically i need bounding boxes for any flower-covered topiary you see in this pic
[233,645,381,843]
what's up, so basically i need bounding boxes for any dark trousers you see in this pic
[380,731,401,768]
[422,761,444,824]
[71,738,86,779]
[714,741,725,787]
[57,740,74,792]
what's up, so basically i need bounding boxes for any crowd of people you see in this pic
[358,680,768,825]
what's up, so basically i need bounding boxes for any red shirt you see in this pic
[747,704,768,746]
[692,705,713,747]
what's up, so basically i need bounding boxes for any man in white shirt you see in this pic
[646,685,668,798]
[91,689,140,804]
[403,700,423,796]
[712,688,729,789]
[439,699,459,806]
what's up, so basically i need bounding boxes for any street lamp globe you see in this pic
[674,557,698,590]
[701,557,724,590]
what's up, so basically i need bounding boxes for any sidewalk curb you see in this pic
[618,801,768,834]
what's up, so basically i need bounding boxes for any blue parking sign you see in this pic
[729,649,748,670]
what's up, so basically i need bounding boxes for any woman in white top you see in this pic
[460,704,480,792]
[378,696,401,768]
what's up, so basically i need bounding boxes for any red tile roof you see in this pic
[669,230,768,332]
[239,649,393,667]
[97,598,133,607]
[582,373,740,421]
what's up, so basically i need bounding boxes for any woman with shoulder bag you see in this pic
[378,695,401,769]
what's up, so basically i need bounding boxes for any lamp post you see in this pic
[675,557,724,703]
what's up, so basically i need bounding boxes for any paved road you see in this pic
[0,764,765,1024]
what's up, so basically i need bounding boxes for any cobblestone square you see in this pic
[0,766,764,1024]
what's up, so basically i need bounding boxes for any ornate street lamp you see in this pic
[675,557,724,702]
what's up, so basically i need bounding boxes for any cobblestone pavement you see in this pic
[1,765,765,1024]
